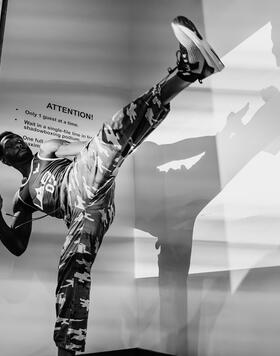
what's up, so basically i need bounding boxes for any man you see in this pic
[0,16,224,356]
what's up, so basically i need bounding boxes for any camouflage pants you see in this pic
[54,82,170,352]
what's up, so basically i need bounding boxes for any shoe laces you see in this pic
[176,49,200,72]
[175,49,203,83]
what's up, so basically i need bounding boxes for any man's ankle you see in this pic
[57,346,75,356]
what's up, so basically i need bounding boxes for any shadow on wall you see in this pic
[134,18,280,356]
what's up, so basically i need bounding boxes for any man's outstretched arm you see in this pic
[0,195,32,256]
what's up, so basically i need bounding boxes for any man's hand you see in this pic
[0,196,32,256]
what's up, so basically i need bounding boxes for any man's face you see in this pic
[1,135,33,166]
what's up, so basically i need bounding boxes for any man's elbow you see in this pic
[14,248,26,257]
[2,242,26,256]
[13,241,28,257]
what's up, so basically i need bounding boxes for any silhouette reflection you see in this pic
[134,75,280,354]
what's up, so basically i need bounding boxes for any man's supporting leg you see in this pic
[54,210,104,354]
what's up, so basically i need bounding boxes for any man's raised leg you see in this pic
[105,15,224,164]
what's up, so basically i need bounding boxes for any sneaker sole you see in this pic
[171,22,224,73]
